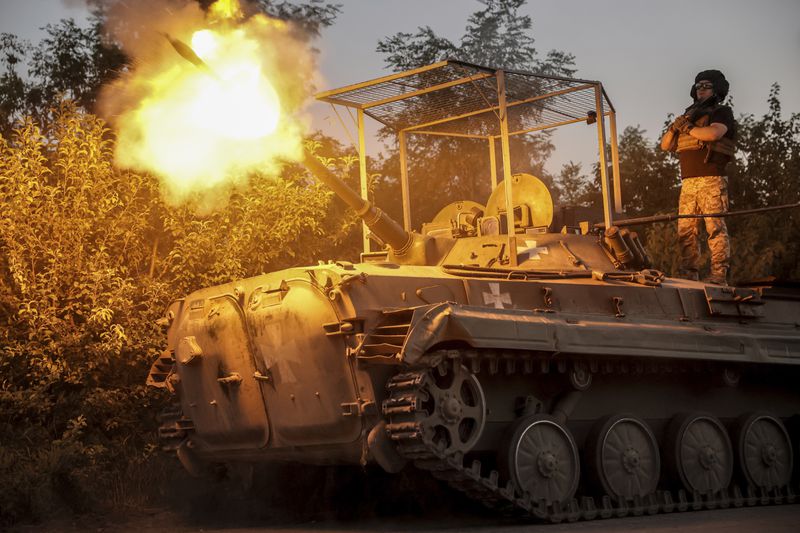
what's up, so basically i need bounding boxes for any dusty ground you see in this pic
[12,504,800,532]
[8,464,800,532]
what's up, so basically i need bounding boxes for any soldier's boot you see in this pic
[703,267,728,286]
[679,269,700,281]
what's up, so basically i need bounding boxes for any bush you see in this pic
[0,103,359,525]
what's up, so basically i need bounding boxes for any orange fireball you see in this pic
[105,0,313,203]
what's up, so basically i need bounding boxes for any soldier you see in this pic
[660,70,737,285]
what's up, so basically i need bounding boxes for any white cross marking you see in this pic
[483,282,512,309]
[520,240,549,260]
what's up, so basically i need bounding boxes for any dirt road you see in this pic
[17,504,799,532]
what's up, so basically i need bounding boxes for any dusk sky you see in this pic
[2,0,799,176]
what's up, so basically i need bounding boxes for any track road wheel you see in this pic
[735,413,793,491]
[665,412,733,495]
[587,414,660,502]
[420,364,486,455]
[500,415,580,506]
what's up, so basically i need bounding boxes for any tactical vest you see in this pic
[674,107,736,163]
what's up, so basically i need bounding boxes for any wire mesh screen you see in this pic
[317,60,612,137]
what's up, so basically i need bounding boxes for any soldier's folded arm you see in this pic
[659,127,677,151]
[689,122,728,142]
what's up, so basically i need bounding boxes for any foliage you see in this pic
[0,17,126,136]
[248,0,342,37]
[0,102,359,525]
[721,84,800,280]
[373,0,576,225]
[376,0,574,76]
[615,126,680,217]
[160,161,359,295]
[553,161,595,207]
[0,103,165,523]
[188,0,342,37]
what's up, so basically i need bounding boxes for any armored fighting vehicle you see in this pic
[147,60,800,522]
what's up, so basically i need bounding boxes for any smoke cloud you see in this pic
[92,0,319,209]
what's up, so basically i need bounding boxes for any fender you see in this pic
[399,302,800,366]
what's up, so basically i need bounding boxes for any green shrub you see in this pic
[0,103,359,525]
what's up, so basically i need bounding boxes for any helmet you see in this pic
[690,69,729,101]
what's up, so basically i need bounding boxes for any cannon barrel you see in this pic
[304,153,415,255]
[594,202,800,230]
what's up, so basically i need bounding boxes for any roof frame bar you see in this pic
[315,60,622,254]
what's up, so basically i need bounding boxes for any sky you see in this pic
[1,0,799,177]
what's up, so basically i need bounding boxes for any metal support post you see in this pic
[488,137,498,190]
[608,111,623,215]
[594,85,614,229]
[497,70,518,266]
[357,108,370,253]
[398,130,411,231]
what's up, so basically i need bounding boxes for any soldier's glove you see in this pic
[670,115,694,135]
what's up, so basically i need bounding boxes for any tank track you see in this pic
[382,350,798,524]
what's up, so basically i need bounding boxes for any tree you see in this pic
[554,161,591,206]
[0,104,166,522]
[373,0,576,226]
[725,85,800,280]
[0,34,29,133]
[248,0,341,37]
[615,126,680,217]
[0,17,126,135]
[0,1,341,136]
[377,0,574,76]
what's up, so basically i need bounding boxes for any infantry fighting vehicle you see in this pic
[147,60,800,522]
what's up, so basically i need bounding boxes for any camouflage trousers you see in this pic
[678,175,730,278]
